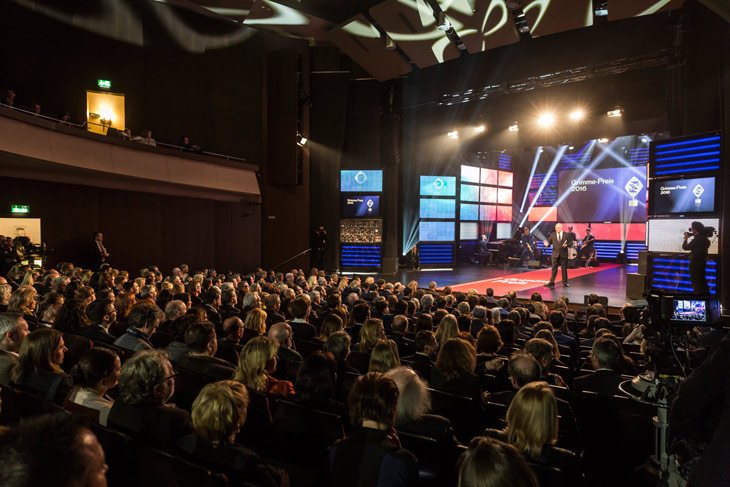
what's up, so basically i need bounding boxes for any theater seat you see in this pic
[296,340,323,359]
[428,388,483,443]
[398,430,461,487]
[171,368,213,412]
[137,445,229,487]
[87,423,136,487]
[63,396,101,424]
[348,351,371,374]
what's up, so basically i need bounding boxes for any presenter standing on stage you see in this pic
[543,223,574,288]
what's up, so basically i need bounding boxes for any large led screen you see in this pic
[480,186,498,203]
[481,168,498,185]
[497,188,513,205]
[341,170,383,192]
[528,207,558,222]
[420,176,457,196]
[420,221,455,242]
[647,218,719,254]
[497,206,512,222]
[460,203,479,221]
[498,171,513,187]
[461,165,480,183]
[558,166,647,223]
[461,184,479,202]
[497,223,512,240]
[460,222,478,240]
[651,176,716,215]
[480,205,497,221]
[420,199,455,219]
[342,195,380,217]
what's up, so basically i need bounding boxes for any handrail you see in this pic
[0,101,247,163]
[272,248,312,271]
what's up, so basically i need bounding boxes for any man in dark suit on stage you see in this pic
[543,223,574,287]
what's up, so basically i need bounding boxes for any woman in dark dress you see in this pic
[430,337,482,403]
[12,328,72,403]
[179,380,287,487]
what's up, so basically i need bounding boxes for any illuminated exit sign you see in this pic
[97,79,111,89]
[11,205,29,214]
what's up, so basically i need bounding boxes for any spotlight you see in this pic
[475,124,486,133]
[569,109,585,121]
[537,113,555,127]
[598,137,609,144]
[297,133,308,146]
[568,145,575,150]
[607,106,624,118]
[447,130,459,139]
[641,136,650,143]
[508,122,519,132]
[437,12,452,31]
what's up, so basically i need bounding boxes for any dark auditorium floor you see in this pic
[379,263,639,307]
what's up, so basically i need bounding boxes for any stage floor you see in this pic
[377,263,638,309]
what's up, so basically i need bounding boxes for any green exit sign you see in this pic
[97,79,111,89]
[11,205,29,214]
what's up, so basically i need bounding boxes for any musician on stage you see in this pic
[543,223,574,288]
[577,227,596,264]
[474,234,493,265]
[520,227,538,264]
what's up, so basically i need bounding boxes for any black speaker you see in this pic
[527,260,541,269]
[638,251,648,275]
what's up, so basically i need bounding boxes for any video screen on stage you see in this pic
[498,171,513,187]
[558,166,647,223]
[420,221,455,242]
[647,218,719,254]
[461,165,480,183]
[481,168,498,185]
[460,222,478,240]
[420,199,455,219]
[460,203,479,221]
[528,206,558,222]
[651,176,716,215]
[461,184,479,202]
[496,223,512,240]
[342,195,380,217]
[480,205,496,221]
[420,176,457,196]
[480,186,497,203]
[340,170,383,192]
[497,206,512,222]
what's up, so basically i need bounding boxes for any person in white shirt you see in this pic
[68,347,121,426]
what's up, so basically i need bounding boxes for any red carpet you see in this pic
[445,264,621,295]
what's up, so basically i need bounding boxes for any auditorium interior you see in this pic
[0,0,729,486]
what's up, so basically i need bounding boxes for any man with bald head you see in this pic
[268,321,302,381]
[543,222,574,288]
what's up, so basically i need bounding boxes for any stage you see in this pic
[378,263,638,308]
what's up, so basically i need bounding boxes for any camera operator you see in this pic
[669,332,730,487]
[682,221,713,294]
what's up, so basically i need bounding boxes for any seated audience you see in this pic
[402,330,437,367]
[368,339,400,373]
[431,337,482,403]
[387,366,459,446]
[0,313,29,386]
[0,413,109,487]
[353,318,385,354]
[289,297,317,345]
[68,347,121,425]
[216,316,244,364]
[8,286,39,330]
[242,308,267,346]
[525,337,567,388]
[165,314,198,362]
[234,336,294,398]
[435,314,459,346]
[77,298,117,345]
[390,314,415,357]
[294,350,346,415]
[179,381,286,487]
[132,129,156,146]
[107,349,193,450]
[323,331,359,393]
[177,321,235,380]
[485,382,581,486]
[329,372,418,486]
[268,321,303,363]
[113,303,164,352]
[315,313,344,343]
[457,436,538,487]
[36,291,64,327]
[573,337,625,396]
[12,328,72,403]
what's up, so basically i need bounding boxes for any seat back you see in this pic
[63,396,101,423]
[401,359,431,380]
[549,384,571,403]
[348,351,371,374]
[61,332,93,373]
[296,339,323,359]
[172,368,213,412]
[237,389,274,453]
[272,399,345,476]
[397,431,453,487]
[14,389,65,418]
[428,388,483,442]
[526,462,565,487]
[483,401,508,429]
[137,445,228,487]
[87,423,136,487]
[336,371,362,403]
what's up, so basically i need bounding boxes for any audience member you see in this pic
[354,318,385,354]
[457,436,538,487]
[573,337,625,396]
[113,302,164,352]
[0,313,29,386]
[177,321,235,380]
[68,347,121,425]
[368,339,400,373]
[431,337,482,403]
[216,316,244,364]
[12,328,72,403]
[77,298,117,345]
[234,336,294,398]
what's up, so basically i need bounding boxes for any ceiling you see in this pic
[166,0,712,81]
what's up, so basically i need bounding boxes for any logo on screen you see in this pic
[693,184,704,205]
[354,171,367,185]
[433,178,446,189]
[367,199,374,212]
[625,177,643,207]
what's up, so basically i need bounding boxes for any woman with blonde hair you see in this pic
[368,339,400,373]
[435,314,459,346]
[316,313,344,343]
[431,337,481,403]
[234,336,294,398]
[180,380,286,486]
[37,292,64,327]
[485,382,580,486]
[534,328,561,362]
[353,318,385,354]
[242,308,267,346]
[337,277,349,291]
[12,328,72,403]
[8,285,39,329]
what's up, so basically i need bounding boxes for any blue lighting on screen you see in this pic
[341,170,383,192]
[460,203,479,221]
[420,176,457,196]
[420,199,456,219]
[419,222,455,242]
[461,184,479,202]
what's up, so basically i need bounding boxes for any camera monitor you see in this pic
[670,297,720,325]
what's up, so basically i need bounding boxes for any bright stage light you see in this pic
[508,122,519,132]
[537,113,555,127]
[447,130,459,139]
[598,137,609,144]
[475,124,486,133]
[569,109,585,121]
[607,107,624,118]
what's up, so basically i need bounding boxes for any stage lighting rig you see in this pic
[607,106,624,117]
[447,130,459,139]
[475,124,486,133]
[297,133,308,146]
[537,113,555,127]
[508,122,519,132]
[569,109,585,121]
